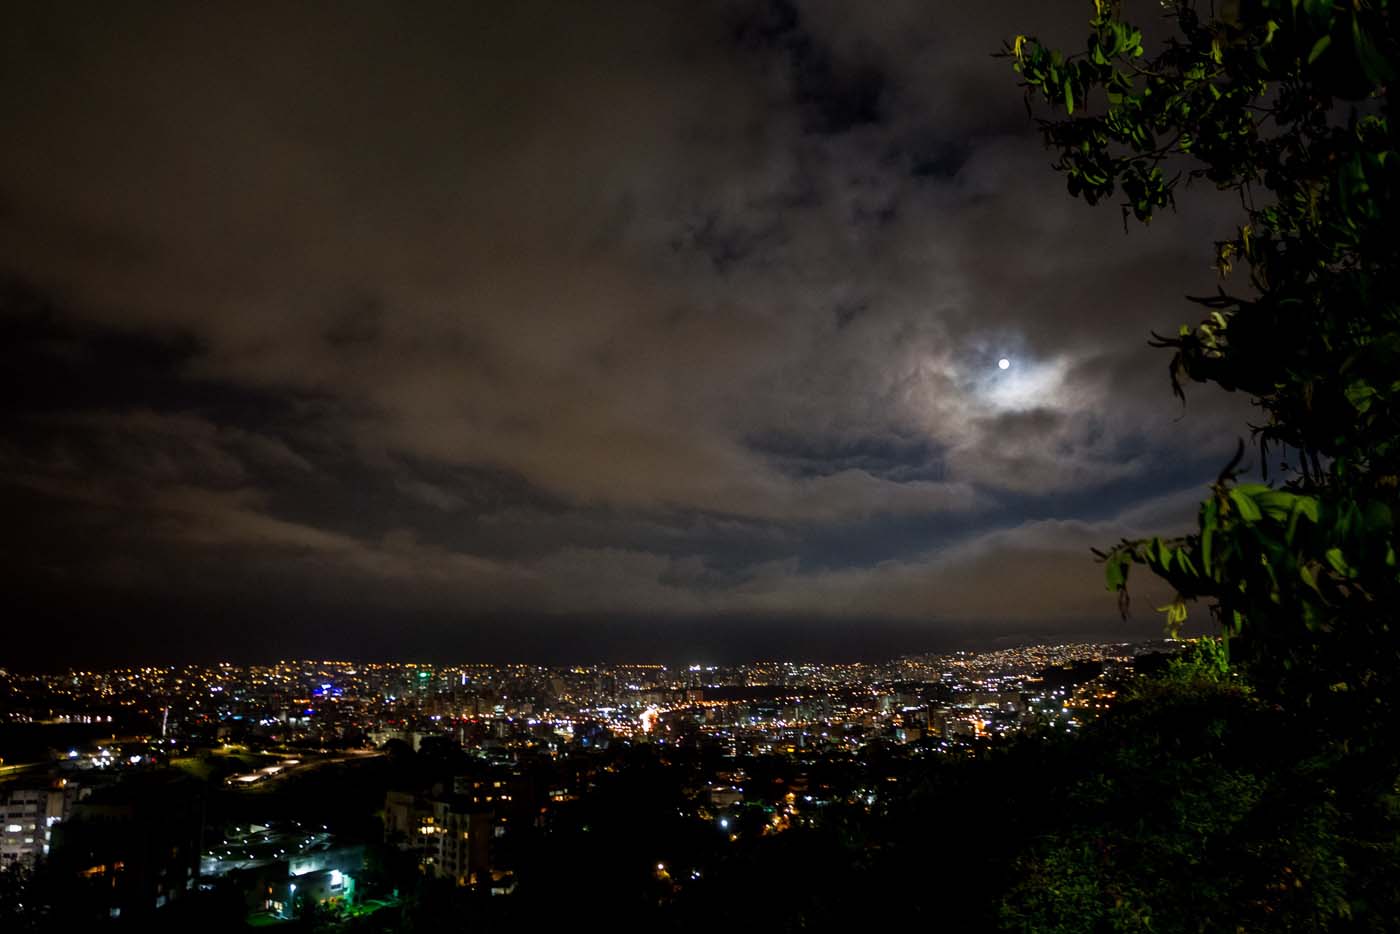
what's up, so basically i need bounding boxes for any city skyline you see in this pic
[1,637,1161,923]
[2,2,1237,664]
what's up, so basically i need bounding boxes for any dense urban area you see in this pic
[0,642,1177,929]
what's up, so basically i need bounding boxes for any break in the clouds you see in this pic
[1,1,1249,662]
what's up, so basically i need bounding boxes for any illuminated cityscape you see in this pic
[0,642,1172,925]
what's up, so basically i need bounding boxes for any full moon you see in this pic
[997,357,1011,370]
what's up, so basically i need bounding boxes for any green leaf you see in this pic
[1228,488,1263,522]
[1152,537,1172,569]
[1254,490,1295,520]
[1295,496,1320,524]
[1286,496,1318,544]
[1105,553,1128,591]
[1344,381,1376,413]
[1352,14,1397,83]
[1306,34,1331,64]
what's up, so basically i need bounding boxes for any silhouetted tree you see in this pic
[1000,2,1400,928]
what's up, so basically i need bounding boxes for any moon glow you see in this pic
[997,357,1011,370]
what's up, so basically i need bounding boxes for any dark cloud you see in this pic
[0,1,1251,663]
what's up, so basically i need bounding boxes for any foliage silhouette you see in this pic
[1010,0,1399,733]
[999,2,1400,928]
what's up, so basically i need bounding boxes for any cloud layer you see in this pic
[0,1,1247,661]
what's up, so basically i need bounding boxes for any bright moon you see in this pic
[997,358,1011,370]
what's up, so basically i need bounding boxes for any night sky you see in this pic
[1,1,1243,666]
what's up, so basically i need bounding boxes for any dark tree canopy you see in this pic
[1003,5,1400,926]
[1010,0,1398,725]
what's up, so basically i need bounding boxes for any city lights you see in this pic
[0,641,1164,922]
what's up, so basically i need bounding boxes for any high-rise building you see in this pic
[1,781,80,867]
[384,789,493,886]
[48,772,203,921]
